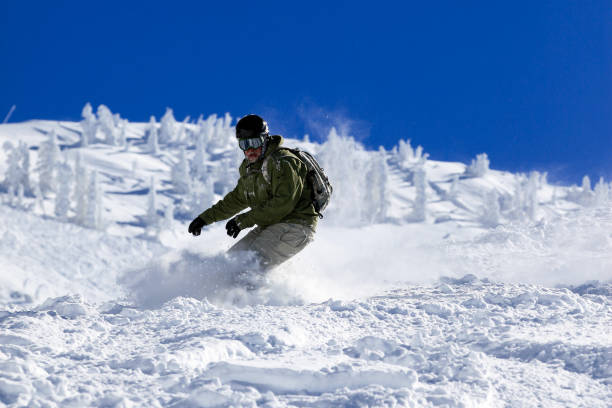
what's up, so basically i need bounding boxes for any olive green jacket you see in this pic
[198,135,318,230]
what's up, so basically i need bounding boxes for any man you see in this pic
[188,114,318,286]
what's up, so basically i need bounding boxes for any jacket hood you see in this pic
[265,135,283,154]
[259,135,283,162]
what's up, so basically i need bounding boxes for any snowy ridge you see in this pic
[0,110,611,406]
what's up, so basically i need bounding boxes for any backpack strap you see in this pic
[261,147,295,185]
[262,154,272,184]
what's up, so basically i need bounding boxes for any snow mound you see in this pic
[1,280,609,406]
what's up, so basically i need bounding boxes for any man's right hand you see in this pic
[188,216,206,236]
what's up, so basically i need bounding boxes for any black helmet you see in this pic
[236,114,269,139]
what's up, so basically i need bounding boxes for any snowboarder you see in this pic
[188,114,319,287]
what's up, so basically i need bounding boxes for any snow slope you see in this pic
[0,117,610,407]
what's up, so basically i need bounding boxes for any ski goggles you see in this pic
[238,136,264,151]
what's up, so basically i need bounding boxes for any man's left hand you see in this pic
[225,218,242,238]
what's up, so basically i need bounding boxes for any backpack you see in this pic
[262,147,333,218]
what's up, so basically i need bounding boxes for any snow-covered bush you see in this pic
[36,130,61,196]
[54,159,73,220]
[159,108,177,144]
[464,153,490,178]
[80,103,97,146]
[97,105,117,145]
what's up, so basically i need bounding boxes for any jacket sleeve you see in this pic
[236,156,305,228]
[198,179,249,225]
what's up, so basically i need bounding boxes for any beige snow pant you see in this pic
[227,222,315,289]
[228,222,315,270]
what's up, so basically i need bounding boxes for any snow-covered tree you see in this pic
[73,153,88,226]
[213,157,239,196]
[593,177,609,207]
[3,140,32,207]
[54,159,73,220]
[525,172,539,220]
[85,170,102,229]
[184,178,215,218]
[480,190,500,227]
[33,183,44,214]
[398,139,414,163]
[409,165,427,222]
[508,172,541,221]
[208,113,234,152]
[2,141,22,194]
[163,202,175,228]
[363,147,389,223]
[465,153,490,178]
[582,175,591,192]
[159,108,177,144]
[145,176,158,228]
[565,175,595,206]
[97,105,117,145]
[117,118,128,149]
[171,147,191,195]
[36,130,61,196]
[318,128,370,225]
[18,142,31,194]
[80,103,97,146]
[191,127,209,180]
[194,114,214,148]
[580,176,595,206]
[146,116,159,154]
[395,139,427,169]
[16,184,25,209]
[175,115,190,144]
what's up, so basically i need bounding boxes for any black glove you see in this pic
[225,218,242,239]
[188,216,206,236]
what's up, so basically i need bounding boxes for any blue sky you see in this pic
[1,1,610,184]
